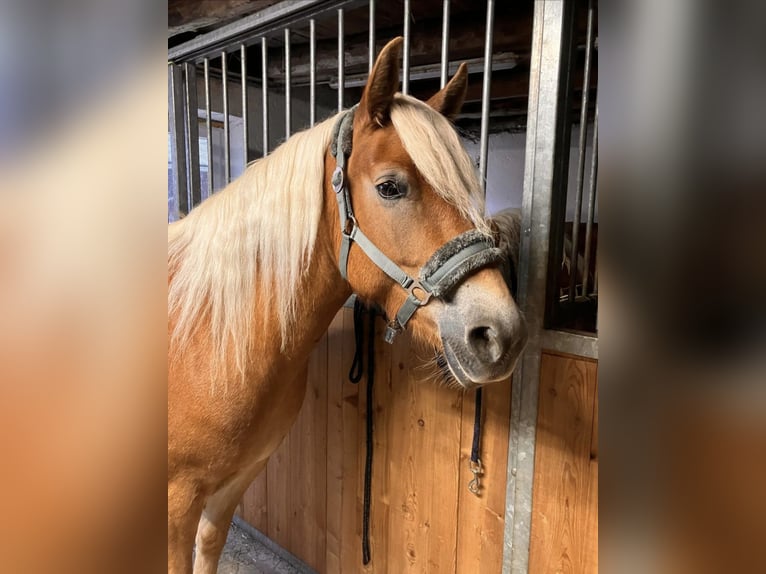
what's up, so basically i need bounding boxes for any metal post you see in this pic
[285,28,291,138]
[568,0,595,302]
[502,1,580,573]
[338,9,344,111]
[184,62,201,209]
[309,19,316,126]
[203,58,213,198]
[241,43,249,169]
[221,50,231,184]
[369,0,375,73]
[478,0,495,194]
[261,37,269,157]
[582,100,598,297]
[402,0,411,94]
[169,64,188,219]
[440,0,450,88]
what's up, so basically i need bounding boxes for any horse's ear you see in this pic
[359,37,403,126]
[426,62,469,120]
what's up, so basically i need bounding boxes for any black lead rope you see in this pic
[348,297,375,565]
[468,387,484,495]
[348,298,365,384]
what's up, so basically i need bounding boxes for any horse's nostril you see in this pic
[467,325,502,363]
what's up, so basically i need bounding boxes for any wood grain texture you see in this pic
[237,313,598,574]
[455,375,513,574]
[529,352,598,574]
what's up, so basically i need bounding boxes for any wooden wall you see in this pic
[529,351,599,574]
[237,310,598,573]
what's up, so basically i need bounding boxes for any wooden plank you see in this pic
[529,352,598,574]
[366,313,395,573]
[384,337,463,573]
[241,471,268,534]
[324,310,347,573]
[286,327,329,571]
[455,374,513,574]
[338,308,363,571]
[265,365,305,551]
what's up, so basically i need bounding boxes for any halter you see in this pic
[331,106,503,343]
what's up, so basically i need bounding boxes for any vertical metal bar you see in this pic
[184,62,201,208]
[440,0,450,88]
[502,2,578,573]
[402,0,411,94]
[478,0,495,195]
[337,9,344,111]
[582,100,598,297]
[309,19,316,126]
[203,58,213,198]
[369,0,375,73]
[169,64,188,219]
[241,43,249,169]
[285,28,291,138]
[568,0,595,301]
[261,37,269,157]
[221,51,231,184]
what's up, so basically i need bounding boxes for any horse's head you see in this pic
[329,37,527,388]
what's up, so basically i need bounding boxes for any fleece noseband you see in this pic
[331,107,503,343]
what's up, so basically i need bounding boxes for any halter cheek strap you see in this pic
[331,108,503,343]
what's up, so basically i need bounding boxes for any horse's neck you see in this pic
[250,219,349,371]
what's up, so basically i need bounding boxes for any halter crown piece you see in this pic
[331,107,504,343]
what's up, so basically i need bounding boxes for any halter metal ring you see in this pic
[407,280,433,306]
[331,166,344,193]
[341,214,357,237]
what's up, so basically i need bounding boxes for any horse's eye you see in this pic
[375,180,404,200]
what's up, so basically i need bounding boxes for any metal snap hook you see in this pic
[468,458,483,496]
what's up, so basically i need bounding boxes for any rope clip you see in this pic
[468,458,483,496]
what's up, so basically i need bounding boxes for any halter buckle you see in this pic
[406,280,433,306]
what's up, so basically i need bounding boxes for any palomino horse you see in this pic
[168,37,527,573]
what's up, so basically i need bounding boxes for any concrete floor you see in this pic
[217,521,314,574]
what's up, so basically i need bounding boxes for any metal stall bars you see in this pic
[552,0,599,330]
[168,0,360,213]
[502,1,598,573]
[203,57,213,200]
[337,8,344,112]
[168,63,187,220]
[241,43,249,167]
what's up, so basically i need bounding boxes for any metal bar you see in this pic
[369,0,375,73]
[402,0,411,94]
[582,100,598,297]
[502,2,577,573]
[261,37,269,157]
[541,329,598,360]
[184,62,201,208]
[203,58,213,198]
[241,44,249,169]
[221,51,230,184]
[309,19,316,126]
[478,0,495,195]
[168,0,357,62]
[568,0,595,302]
[169,64,188,219]
[337,8,344,111]
[285,28,291,138]
[440,0,450,88]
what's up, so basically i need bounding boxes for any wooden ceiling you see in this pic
[168,0,597,127]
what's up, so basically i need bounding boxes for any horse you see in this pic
[168,37,527,574]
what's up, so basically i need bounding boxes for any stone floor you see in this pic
[217,521,314,574]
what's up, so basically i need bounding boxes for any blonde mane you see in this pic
[168,96,489,383]
[390,94,490,235]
